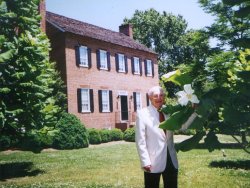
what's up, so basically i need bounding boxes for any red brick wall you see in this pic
[48,30,159,129]
[65,34,158,129]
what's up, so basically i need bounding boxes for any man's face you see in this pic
[149,92,165,110]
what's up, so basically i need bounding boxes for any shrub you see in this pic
[52,113,89,149]
[174,129,196,135]
[0,135,11,150]
[124,127,135,142]
[20,131,45,153]
[110,128,123,141]
[88,128,102,144]
[100,129,111,143]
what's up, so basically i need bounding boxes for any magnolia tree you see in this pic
[160,50,250,153]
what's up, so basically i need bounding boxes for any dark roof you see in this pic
[46,11,156,54]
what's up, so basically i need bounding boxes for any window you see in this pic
[98,90,113,112]
[133,92,142,112]
[100,50,108,69]
[115,53,128,73]
[77,88,94,113]
[97,49,110,71]
[76,45,91,68]
[132,57,142,74]
[145,59,154,77]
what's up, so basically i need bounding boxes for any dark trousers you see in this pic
[144,149,178,188]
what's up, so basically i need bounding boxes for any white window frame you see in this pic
[136,92,142,110]
[146,59,153,76]
[134,57,140,75]
[118,54,125,73]
[81,89,91,112]
[79,46,88,67]
[102,90,110,112]
[100,50,108,70]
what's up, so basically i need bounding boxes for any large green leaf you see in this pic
[159,106,194,131]
[175,131,206,152]
[222,106,250,125]
[161,104,183,115]
[0,49,15,63]
[161,70,193,86]
[204,131,221,152]
[188,116,205,130]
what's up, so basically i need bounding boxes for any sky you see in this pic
[46,0,215,32]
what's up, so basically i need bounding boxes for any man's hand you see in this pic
[143,165,152,172]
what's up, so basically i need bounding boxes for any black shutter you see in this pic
[98,90,103,112]
[115,53,119,72]
[96,49,100,70]
[75,46,80,67]
[107,51,111,71]
[125,56,128,73]
[151,61,154,77]
[88,48,92,69]
[133,92,137,112]
[139,59,142,76]
[131,57,135,74]
[77,88,82,112]
[146,93,150,106]
[90,89,94,113]
[109,90,113,112]
[144,60,148,76]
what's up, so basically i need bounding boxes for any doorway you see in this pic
[120,95,128,121]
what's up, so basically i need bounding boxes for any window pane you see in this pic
[147,60,152,76]
[118,54,125,72]
[79,46,88,66]
[100,50,108,69]
[136,93,141,110]
[134,57,140,74]
[102,90,110,112]
[81,89,90,112]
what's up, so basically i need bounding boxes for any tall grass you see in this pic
[0,141,249,188]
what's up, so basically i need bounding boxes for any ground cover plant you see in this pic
[0,135,249,188]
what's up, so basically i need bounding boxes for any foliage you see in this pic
[199,0,250,50]
[0,135,19,151]
[123,127,135,142]
[0,0,66,151]
[123,8,214,97]
[99,129,111,143]
[110,128,123,141]
[52,113,89,149]
[88,128,102,145]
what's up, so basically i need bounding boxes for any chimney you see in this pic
[38,0,46,32]
[119,24,133,39]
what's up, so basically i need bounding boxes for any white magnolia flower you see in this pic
[176,84,200,106]
[161,70,177,79]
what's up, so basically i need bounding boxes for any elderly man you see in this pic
[135,86,197,188]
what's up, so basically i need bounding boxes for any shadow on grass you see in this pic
[209,160,250,170]
[0,162,44,181]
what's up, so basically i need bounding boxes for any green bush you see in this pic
[0,135,11,150]
[174,129,196,135]
[124,127,135,142]
[100,129,111,143]
[110,128,123,141]
[20,131,45,153]
[88,128,102,144]
[52,113,89,149]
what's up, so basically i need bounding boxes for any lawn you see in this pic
[0,137,249,188]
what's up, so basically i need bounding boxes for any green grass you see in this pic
[0,141,249,188]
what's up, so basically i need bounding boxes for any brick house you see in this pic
[44,10,159,130]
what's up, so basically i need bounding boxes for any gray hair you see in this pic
[147,86,164,97]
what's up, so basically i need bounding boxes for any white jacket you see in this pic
[135,104,197,173]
